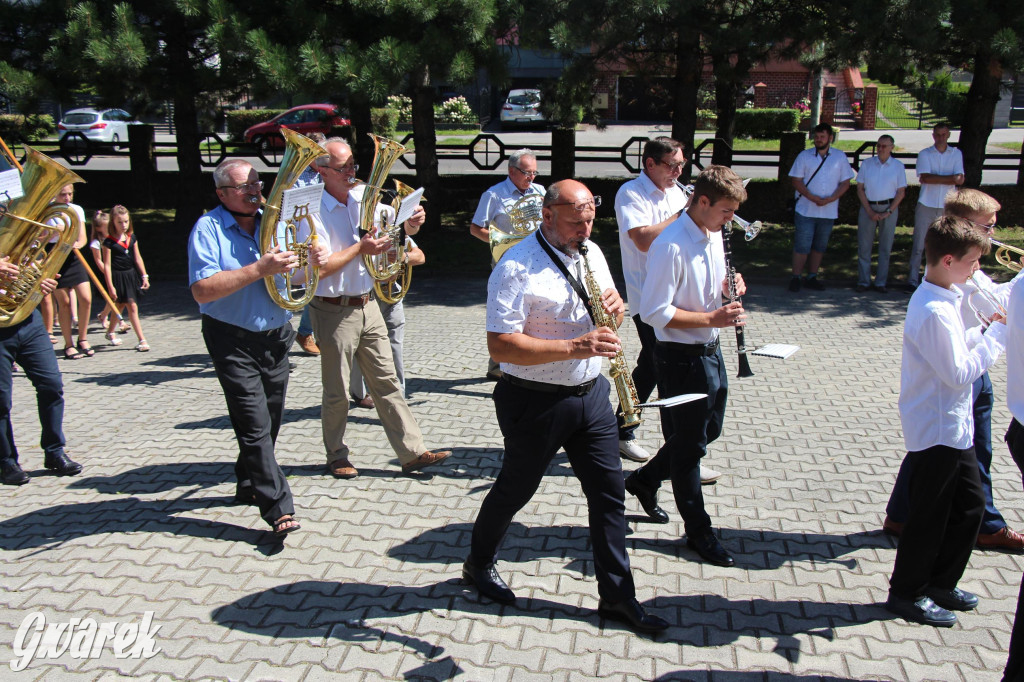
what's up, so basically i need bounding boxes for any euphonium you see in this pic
[578,242,642,429]
[359,134,414,303]
[0,144,85,327]
[259,127,328,311]
[488,193,543,262]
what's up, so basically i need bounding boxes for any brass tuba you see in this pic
[0,142,85,327]
[359,134,414,304]
[488,193,543,263]
[259,127,328,311]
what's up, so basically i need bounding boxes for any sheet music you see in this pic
[751,344,800,360]
[394,187,425,225]
[0,169,23,203]
[280,184,324,222]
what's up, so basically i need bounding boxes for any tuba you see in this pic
[0,142,85,327]
[259,127,328,311]
[488,193,543,263]
[359,134,414,304]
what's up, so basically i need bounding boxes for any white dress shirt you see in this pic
[639,212,725,345]
[1007,281,1024,423]
[856,155,907,202]
[471,177,545,234]
[313,185,395,297]
[899,281,1006,452]
[614,171,688,310]
[788,147,855,219]
[487,230,614,386]
[916,145,964,208]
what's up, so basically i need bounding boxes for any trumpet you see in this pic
[966,271,1007,327]
[990,238,1024,273]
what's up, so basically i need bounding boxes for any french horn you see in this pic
[0,140,85,327]
[259,127,327,311]
[488,193,543,262]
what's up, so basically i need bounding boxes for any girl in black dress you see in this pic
[103,205,150,351]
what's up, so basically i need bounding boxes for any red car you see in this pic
[243,104,351,147]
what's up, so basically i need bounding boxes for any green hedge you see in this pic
[225,109,285,141]
[0,114,56,144]
[371,107,399,139]
[734,108,800,139]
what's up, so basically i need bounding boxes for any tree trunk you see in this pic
[809,67,823,128]
[551,127,576,182]
[348,94,375,174]
[411,66,439,231]
[671,26,701,183]
[959,52,1001,188]
[167,29,205,232]
[711,54,737,167]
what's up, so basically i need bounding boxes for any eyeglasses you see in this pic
[658,159,685,171]
[965,217,997,233]
[549,196,602,211]
[323,163,358,173]
[512,166,539,178]
[218,180,263,192]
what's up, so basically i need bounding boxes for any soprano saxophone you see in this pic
[578,242,642,428]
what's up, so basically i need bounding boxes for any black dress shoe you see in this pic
[462,559,515,605]
[598,597,670,634]
[44,452,82,476]
[925,587,978,611]
[624,472,669,524]
[1,459,29,486]
[886,593,957,627]
[686,531,735,567]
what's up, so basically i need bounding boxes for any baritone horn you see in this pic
[259,127,328,311]
[0,141,85,327]
[990,238,1024,273]
[359,134,414,304]
[488,193,543,262]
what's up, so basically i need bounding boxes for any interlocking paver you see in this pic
[3,277,1024,680]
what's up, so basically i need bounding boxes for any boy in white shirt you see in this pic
[887,215,1005,627]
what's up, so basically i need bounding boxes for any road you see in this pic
[48,124,1024,185]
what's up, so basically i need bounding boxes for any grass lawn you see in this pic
[731,138,873,153]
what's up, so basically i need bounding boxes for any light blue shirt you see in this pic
[187,204,293,331]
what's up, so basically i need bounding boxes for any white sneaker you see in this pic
[700,465,722,485]
[619,438,651,462]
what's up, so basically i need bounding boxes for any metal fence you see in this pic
[875,85,967,130]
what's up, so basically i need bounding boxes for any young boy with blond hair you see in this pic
[887,216,1005,627]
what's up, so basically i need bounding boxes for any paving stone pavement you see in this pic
[3,275,1023,681]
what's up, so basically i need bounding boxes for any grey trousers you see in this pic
[909,204,944,286]
[856,204,899,287]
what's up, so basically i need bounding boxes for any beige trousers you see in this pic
[309,297,425,466]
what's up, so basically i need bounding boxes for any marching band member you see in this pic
[309,138,450,479]
[625,166,747,567]
[463,179,669,634]
[187,158,328,536]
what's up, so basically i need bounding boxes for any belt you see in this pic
[502,374,597,397]
[201,314,288,339]
[868,198,894,205]
[317,293,372,307]
[656,339,720,357]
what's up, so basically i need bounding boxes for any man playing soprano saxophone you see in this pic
[463,179,669,634]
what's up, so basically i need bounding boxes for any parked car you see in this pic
[243,104,351,147]
[499,89,545,128]
[57,108,136,146]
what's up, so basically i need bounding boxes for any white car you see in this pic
[58,108,135,146]
[499,89,545,128]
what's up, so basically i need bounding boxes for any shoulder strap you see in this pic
[535,231,596,325]
[805,151,829,190]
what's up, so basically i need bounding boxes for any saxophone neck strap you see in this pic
[535,230,596,326]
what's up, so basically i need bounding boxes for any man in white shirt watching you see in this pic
[855,134,906,293]
[470,149,544,380]
[614,136,721,483]
[907,122,964,292]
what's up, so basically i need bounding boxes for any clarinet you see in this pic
[721,223,754,378]
[578,243,642,428]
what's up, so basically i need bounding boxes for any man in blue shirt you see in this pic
[187,158,328,537]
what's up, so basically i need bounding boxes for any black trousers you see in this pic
[470,374,636,603]
[617,314,658,440]
[1008,418,1024,492]
[1004,419,1024,682]
[201,315,295,527]
[888,444,984,599]
[634,344,727,537]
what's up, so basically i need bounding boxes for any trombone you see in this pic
[990,238,1024,273]
[674,179,761,239]
[966,271,1007,327]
